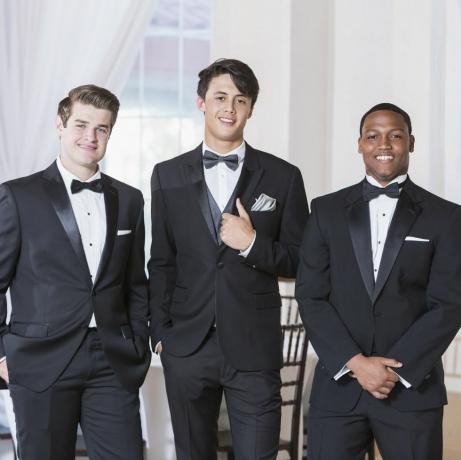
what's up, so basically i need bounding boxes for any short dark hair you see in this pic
[359,102,412,135]
[57,84,120,130]
[197,58,259,107]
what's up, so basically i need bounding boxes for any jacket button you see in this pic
[217,262,224,269]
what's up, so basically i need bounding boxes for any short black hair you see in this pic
[197,58,259,107]
[359,103,412,135]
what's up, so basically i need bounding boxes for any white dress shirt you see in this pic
[57,156,106,327]
[202,142,255,256]
[334,174,411,388]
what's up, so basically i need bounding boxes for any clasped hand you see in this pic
[347,353,402,400]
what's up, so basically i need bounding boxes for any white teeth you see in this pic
[376,155,393,161]
[219,118,234,123]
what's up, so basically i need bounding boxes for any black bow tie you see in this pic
[362,180,401,202]
[203,150,239,171]
[71,178,103,194]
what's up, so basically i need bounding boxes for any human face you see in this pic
[56,101,112,179]
[358,110,415,186]
[197,73,253,153]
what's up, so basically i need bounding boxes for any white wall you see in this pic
[212,0,461,392]
[212,0,461,204]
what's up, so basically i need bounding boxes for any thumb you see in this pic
[380,358,402,368]
[236,198,249,220]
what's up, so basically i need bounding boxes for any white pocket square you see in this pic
[405,236,430,242]
[117,229,132,236]
[251,193,277,212]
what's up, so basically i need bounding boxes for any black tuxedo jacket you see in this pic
[0,162,151,392]
[148,144,308,371]
[296,179,461,412]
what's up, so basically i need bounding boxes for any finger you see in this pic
[381,380,396,389]
[221,213,232,221]
[236,198,249,220]
[380,358,402,368]
[371,391,388,400]
[385,371,400,382]
[376,386,392,395]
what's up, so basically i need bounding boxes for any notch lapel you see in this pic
[93,175,118,285]
[182,147,218,245]
[232,144,264,213]
[346,185,375,300]
[42,163,91,282]
[372,185,422,303]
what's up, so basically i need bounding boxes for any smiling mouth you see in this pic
[218,117,236,125]
[78,144,97,150]
[375,155,393,161]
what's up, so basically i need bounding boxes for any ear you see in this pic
[55,115,64,136]
[409,134,415,152]
[357,137,363,154]
[197,97,206,113]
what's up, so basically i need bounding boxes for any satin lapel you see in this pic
[42,163,91,279]
[372,188,421,303]
[232,145,264,213]
[182,149,218,245]
[94,175,118,285]
[347,187,375,300]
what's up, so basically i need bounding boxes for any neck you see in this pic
[204,136,243,155]
[60,155,98,181]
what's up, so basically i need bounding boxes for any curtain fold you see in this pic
[0,0,157,182]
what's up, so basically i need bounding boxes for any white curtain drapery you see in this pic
[0,0,156,183]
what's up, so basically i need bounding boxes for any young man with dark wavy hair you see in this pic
[149,59,309,459]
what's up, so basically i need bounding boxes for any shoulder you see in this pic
[102,174,144,203]
[249,147,301,176]
[406,181,461,217]
[311,182,362,208]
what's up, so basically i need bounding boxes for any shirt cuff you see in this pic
[239,231,256,257]
[0,356,6,364]
[394,371,412,388]
[334,364,350,380]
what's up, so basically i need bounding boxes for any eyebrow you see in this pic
[74,119,110,129]
[213,91,248,98]
[364,127,405,132]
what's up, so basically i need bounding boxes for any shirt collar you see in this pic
[202,141,246,163]
[56,156,101,194]
[365,173,407,188]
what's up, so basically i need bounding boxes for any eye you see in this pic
[97,127,108,134]
[366,134,378,140]
[390,134,402,140]
[237,98,247,104]
[216,96,225,101]
[76,124,85,129]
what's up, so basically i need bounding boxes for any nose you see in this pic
[84,127,97,142]
[224,100,236,114]
[378,137,391,149]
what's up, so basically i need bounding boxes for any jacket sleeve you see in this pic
[0,184,21,358]
[295,198,363,376]
[125,190,150,343]
[147,165,177,346]
[244,166,309,278]
[386,206,461,388]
